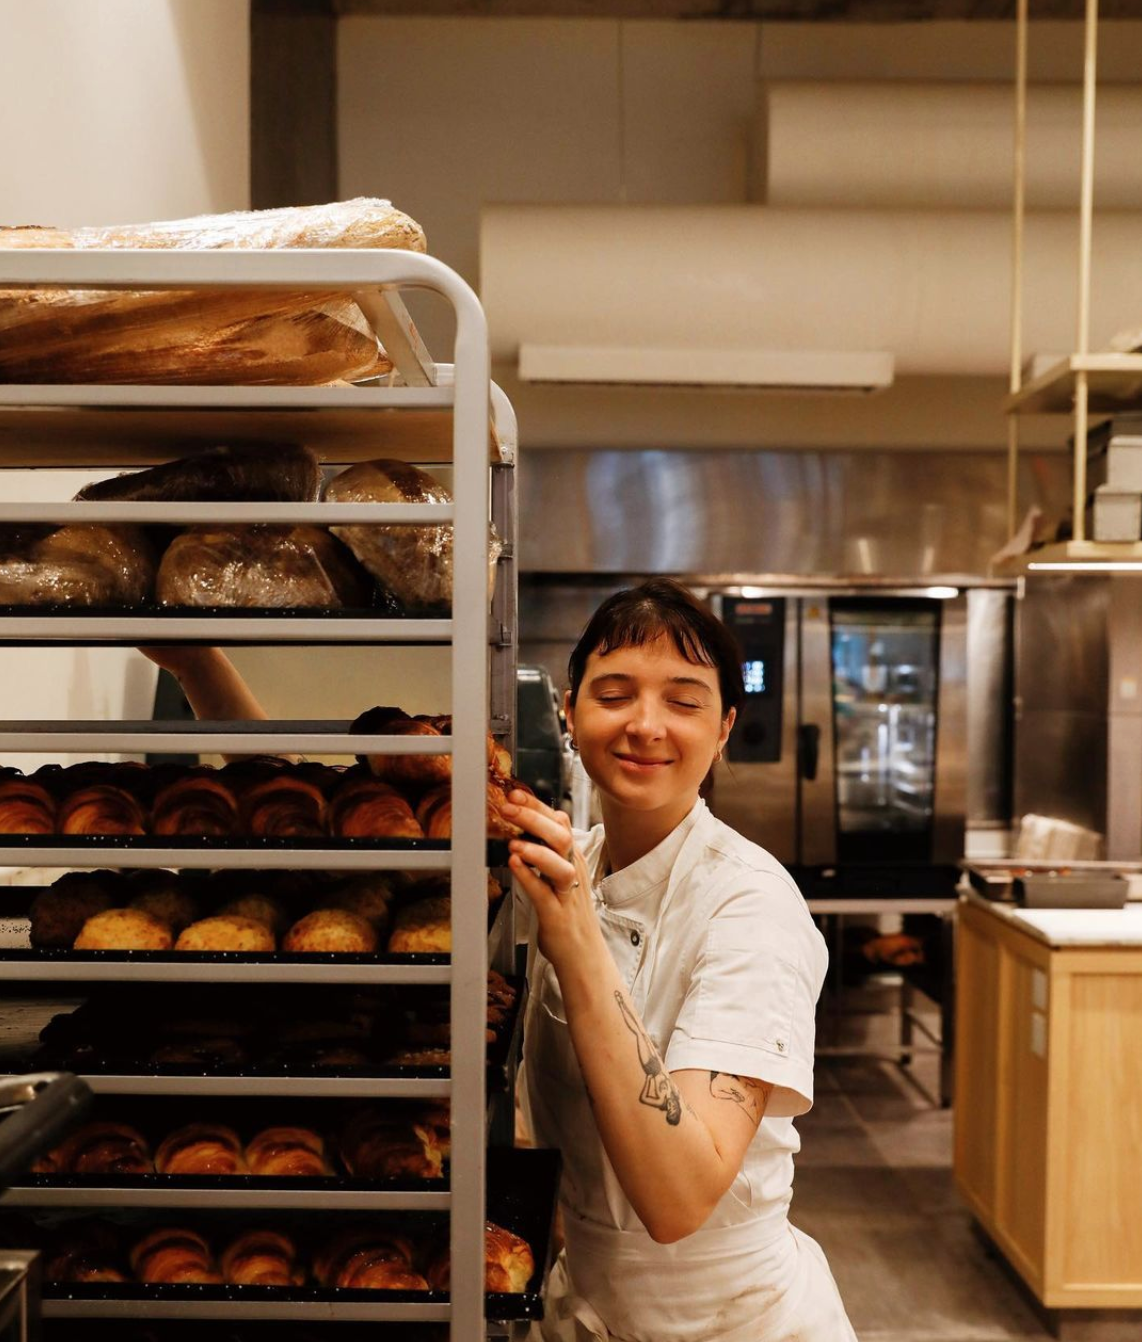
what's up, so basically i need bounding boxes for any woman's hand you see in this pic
[503,790,602,973]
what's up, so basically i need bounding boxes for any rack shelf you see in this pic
[0,615,458,645]
[2,1185,452,1211]
[1004,353,1142,417]
[71,1076,452,1099]
[0,958,451,985]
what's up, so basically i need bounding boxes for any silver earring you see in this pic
[569,737,579,752]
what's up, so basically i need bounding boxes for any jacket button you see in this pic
[630,930,641,946]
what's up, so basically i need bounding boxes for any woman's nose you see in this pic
[626,697,665,739]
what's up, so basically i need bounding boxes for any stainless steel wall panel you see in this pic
[965,589,1014,826]
[1013,710,1108,836]
[933,597,968,863]
[799,597,839,866]
[519,449,1070,577]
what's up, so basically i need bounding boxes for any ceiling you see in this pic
[330,0,1142,20]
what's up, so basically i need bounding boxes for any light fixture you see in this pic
[1027,562,1142,572]
[924,586,961,598]
[517,345,895,394]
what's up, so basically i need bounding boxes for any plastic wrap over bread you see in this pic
[76,443,323,504]
[155,524,371,609]
[325,459,502,610]
[0,523,155,605]
[0,198,426,385]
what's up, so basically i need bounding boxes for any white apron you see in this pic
[524,807,857,1342]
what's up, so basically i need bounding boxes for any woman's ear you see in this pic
[719,707,737,752]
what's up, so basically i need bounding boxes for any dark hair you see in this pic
[567,578,744,716]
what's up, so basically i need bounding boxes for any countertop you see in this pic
[963,888,1142,947]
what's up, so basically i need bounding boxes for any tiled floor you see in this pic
[793,986,1139,1342]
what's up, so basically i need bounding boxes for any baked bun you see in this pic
[245,1125,331,1177]
[175,915,276,953]
[387,896,451,954]
[425,1221,534,1293]
[339,1107,444,1180]
[241,774,327,838]
[0,777,56,834]
[155,1123,246,1176]
[58,783,146,836]
[152,773,240,837]
[322,873,394,930]
[73,907,173,952]
[282,908,378,955]
[30,873,118,947]
[313,1226,426,1291]
[130,1227,222,1285]
[55,1121,154,1175]
[128,886,201,937]
[217,892,290,938]
[329,775,423,840]
[220,1228,304,1287]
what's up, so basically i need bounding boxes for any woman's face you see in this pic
[565,633,735,817]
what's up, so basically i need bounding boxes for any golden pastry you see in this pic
[30,873,117,948]
[282,908,378,954]
[175,915,276,953]
[155,1123,246,1176]
[217,892,290,938]
[73,907,173,952]
[387,896,451,954]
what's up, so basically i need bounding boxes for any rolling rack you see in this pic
[0,247,548,1340]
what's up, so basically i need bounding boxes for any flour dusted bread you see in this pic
[0,198,425,386]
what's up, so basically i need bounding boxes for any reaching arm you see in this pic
[506,791,772,1243]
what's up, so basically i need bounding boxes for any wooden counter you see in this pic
[954,893,1142,1309]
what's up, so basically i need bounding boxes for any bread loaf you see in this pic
[0,524,155,606]
[76,443,323,504]
[0,198,426,386]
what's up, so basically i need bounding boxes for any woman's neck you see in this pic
[598,794,698,872]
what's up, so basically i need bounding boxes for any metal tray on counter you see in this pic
[965,860,1139,907]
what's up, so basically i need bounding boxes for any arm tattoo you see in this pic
[708,1072,772,1126]
[615,991,683,1126]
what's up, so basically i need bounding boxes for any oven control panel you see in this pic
[720,595,784,764]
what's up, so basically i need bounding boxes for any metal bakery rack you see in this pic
[0,247,549,1340]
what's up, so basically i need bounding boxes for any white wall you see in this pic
[0,0,250,771]
[338,17,1142,453]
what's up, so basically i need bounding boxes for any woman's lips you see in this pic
[614,753,672,772]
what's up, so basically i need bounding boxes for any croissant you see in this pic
[56,1121,154,1175]
[44,1223,128,1283]
[152,773,240,837]
[314,1227,426,1291]
[339,1107,444,1180]
[414,780,524,840]
[328,775,423,840]
[424,1221,535,1293]
[0,777,56,833]
[155,1123,247,1175]
[130,1227,222,1284]
[245,1126,331,1177]
[59,783,146,836]
[220,1228,304,1287]
[241,774,327,838]
[354,709,452,788]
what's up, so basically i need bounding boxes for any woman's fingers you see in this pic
[508,854,565,916]
[508,837,577,890]
[504,792,574,854]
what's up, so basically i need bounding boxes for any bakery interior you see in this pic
[2,1,1142,1339]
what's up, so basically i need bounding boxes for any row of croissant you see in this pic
[38,1217,534,1293]
[34,1104,448,1182]
[0,707,523,842]
[0,446,498,612]
[28,867,500,956]
[34,976,518,1075]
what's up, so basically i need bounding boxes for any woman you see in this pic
[508,579,855,1341]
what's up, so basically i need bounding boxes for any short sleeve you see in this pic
[664,887,826,1118]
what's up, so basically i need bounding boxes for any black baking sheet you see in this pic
[24,1147,561,1321]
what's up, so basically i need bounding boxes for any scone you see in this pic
[73,907,173,952]
[282,908,378,954]
[175,915,276,953]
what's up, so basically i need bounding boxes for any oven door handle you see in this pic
[797,723,821,782]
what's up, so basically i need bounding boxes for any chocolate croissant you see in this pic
[424,1221,535,1293]
[339,1107,444,1180]
[313,1227,427,1291]
[0,777,56,834]
[152,773,240,837]
[55,1121,154,1175]
[130,1227,222,1285]
[245,1126,331,1177]
[241,774,327,838]
[328,775,423,840]
[154,1123,247,1175]
[220,1228,304,1287]
[59,783,146,836]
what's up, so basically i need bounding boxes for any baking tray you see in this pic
[0,835,510,859]
[13,1148,561,1322]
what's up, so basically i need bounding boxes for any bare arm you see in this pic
[506,791,772,1243]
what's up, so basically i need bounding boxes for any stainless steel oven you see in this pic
[702,584,967,873]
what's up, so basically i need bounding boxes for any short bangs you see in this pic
[567,579,744,715]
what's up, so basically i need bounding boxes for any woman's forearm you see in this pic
[557,932,734,1243]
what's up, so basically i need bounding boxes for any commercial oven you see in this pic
[701,584,967,881]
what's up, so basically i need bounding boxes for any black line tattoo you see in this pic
[708,1072,771,1126]
[615,991,683,1126]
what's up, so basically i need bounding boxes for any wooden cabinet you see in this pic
[954,897,1142,1309]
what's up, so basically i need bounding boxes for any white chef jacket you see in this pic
[523,799,857,1342]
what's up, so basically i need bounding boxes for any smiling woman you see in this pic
[510,578,855,1342]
